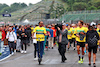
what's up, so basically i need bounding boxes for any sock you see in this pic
[82,55,84,60]
[78,54,81,60]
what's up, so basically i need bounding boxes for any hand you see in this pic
[14,40,16,43]
[1,39,3,41]
[85,43,88,47]
[25,35,27,37]
[17,34,19,36]
[80,32,84,35]
[98,40,100,43]
[57,27,60,30]
[32,37,36,39]
[76,34,80,38]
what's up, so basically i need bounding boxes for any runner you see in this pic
[74,20,87,63]
[71,24,76,50]
[86,25,99,67]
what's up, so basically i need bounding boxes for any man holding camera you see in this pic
[57,23,68,63]
[74,20,87,64]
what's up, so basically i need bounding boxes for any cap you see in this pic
[90,22,96,26]
[66,24,68,26]
[62,23,66,26]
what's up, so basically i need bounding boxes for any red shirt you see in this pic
[51,27,56,37]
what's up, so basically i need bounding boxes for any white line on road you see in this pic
[0,55,11,62]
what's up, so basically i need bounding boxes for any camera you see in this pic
[78,31,85,40]
[55,23,62,30]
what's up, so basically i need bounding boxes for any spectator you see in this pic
[6,27,17,55]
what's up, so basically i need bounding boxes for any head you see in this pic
[97,23,100,29]
[35,25,38,27]
[67,25,71,30]
[89,26,94,31]
[71,24,76,28]
[0,26,2,31]
[22,28,25,32]
[78,20,84,27]
[62,23,66,29]
[38,21,43,27]
[9,27,13,32]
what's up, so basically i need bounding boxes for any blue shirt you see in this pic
[50,29,53,37]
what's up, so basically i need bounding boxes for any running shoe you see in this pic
[80,58,84,64]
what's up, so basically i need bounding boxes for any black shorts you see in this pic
[77,41,85,47]
[68,39,73,44]
[88,46,97,53]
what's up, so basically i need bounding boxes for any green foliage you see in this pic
[0,3,27,14]
[73,2,87,10]
[61,0,100,11]
[49,3,65,19]
[88,6,97,10]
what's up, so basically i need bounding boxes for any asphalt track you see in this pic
[0,44,100,67]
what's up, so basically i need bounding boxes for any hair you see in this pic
[38,21,43,24]
[88,25,94,30]
[79,20,84,25]
[98,23,100,25]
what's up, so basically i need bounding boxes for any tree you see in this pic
[29,3,33,6]
[20,3,27,8]
[73,2,87,11]
[94,1,100,8]
[88,6,97,10]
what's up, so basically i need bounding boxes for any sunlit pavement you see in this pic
[0,44,100,67]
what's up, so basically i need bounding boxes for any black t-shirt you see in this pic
[20,31,28,40]
[16,30,21,39]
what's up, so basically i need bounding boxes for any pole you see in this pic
[85,8,86,23]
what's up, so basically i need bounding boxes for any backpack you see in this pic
[8,32,15,40]
[88,33,98,47]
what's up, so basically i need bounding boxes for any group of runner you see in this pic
[0,20,100,67]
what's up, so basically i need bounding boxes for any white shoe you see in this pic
[14,50,16,54]
[21,51,24,54]
[12,52,14,55]
[24,51,27,53]
[34,58,38,61]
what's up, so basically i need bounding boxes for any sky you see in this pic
[0,0,42,5]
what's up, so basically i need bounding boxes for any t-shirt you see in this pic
[0,31,2,39]
[50,29,53,37]
[33,26,47,41]
[31,27,34,34]
[71,27,76,38]
[68,29,72,39]
[97,28,100,37]
[74,27,87,42]
[96,28,100,45]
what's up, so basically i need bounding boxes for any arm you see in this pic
[2,31,5,41]
[59,30,68,36]
[6,32,9,39]
[14,32,17,41]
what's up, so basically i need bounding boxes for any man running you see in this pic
[74,20,87,63]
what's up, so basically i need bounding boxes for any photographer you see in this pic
[57,23,68,63]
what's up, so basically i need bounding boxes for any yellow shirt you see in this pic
[74,27,87,42]
[97,28,100,37]
[97,28,100,45]
[68,29,72,39]
[31,27,34,34]
[71,27,76,38]
[33,26,47,41]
